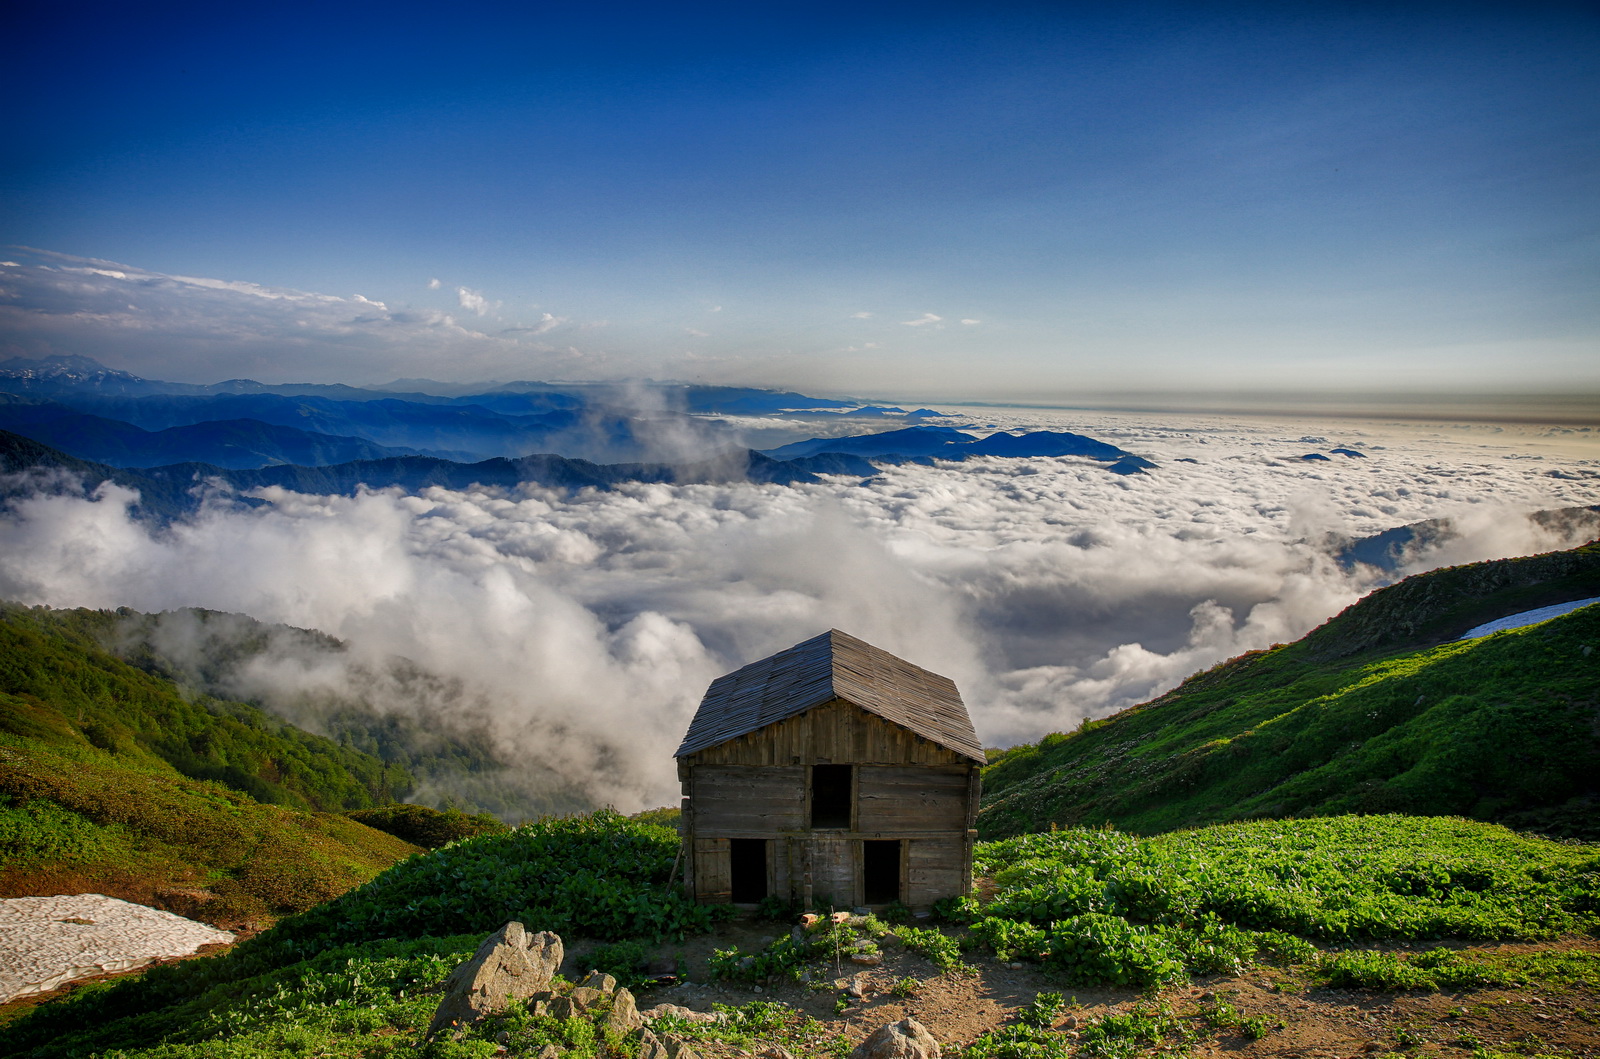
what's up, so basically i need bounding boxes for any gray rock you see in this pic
[642,1003,727,1024]
[849,1017,941,1059]
[637,1030,671,1059]
[608,986,644,1033]
[569,986,608,1011]
[536,1046,561,1059]
[426,922,564,1037]
[578,970,618,994]
[541,995,577,1019]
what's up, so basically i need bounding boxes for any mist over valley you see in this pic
[2,358,1595,819]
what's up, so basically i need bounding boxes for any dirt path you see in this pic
[614,925,1600,1058]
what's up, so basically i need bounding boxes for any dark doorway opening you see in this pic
[730,839,767,903]
[811,764,853,829]
[863,840,901,905]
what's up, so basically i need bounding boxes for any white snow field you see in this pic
[0,894,234,1004]
[1459,597,1600,640]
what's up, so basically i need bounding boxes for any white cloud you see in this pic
[686,328,709,338]
[502,312,566,337]
[902,313,942,327]
[0,250,603,384]
[1,409,1594,812]
[851,311,872,319]
[961,318,981,325]
[428,278,441,290]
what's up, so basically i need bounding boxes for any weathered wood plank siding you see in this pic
[685,701,965,767]
[805,834,857,907]
[689,765,805,831]
[906,837,967,907]
[693,838,731,903]
[857,766,969,831]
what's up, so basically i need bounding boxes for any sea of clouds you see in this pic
[1,406,1596,814]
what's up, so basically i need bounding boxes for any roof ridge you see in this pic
[675,629,982,762]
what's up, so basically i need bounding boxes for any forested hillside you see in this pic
[0,604,429,921]
[0,603,410,810]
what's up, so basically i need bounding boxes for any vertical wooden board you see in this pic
[694,838,732,903]
[809,704,833,763]
[774,836,792,900]
[804,834,857,908]
[691,765,805,830]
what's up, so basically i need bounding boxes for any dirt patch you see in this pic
[618,924,1600,1058]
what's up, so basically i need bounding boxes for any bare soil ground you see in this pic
[599,922,1600,1058]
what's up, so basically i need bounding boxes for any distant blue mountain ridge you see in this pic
[0,397,463,469]
[0,355,1151,478]
[0,358,946,465]
[762,425,1137,465]
[0,358,738,464]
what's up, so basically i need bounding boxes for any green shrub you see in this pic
[0,797,118,863]
[1038,913,1186,989]
[583,939,651,988]
[895,925,966,974]
[345,803,507,849]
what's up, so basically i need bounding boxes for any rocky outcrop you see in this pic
[849,1017,941,1059]
[426,921,563,1037]
[637,1029,701,1059]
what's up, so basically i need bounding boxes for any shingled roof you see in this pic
[675,629,983,762]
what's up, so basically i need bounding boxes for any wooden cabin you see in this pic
[675,629,983,911]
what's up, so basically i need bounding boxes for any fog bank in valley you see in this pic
[1,407,1595,813]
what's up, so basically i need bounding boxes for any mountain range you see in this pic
[0,355,1150,478]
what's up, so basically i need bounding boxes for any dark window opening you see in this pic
[811,764,853,829]
[863,840,901,905]
[730,839,767,903]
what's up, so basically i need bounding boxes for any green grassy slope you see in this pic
[0,603,424,920]
[2,813,1592,1058]
[0,602,411,811]
[980,544,1600,840]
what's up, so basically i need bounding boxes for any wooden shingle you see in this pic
[675,630,983,762]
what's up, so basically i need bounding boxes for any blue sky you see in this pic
[3,2,1597,401]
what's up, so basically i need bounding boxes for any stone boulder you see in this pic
[607,986,644,1033]
[637,1029,701,1059]
[426,922,563,1037]
[577,970,618,992]
[849,1017,941,1059]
